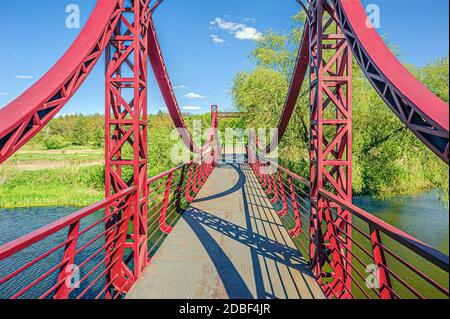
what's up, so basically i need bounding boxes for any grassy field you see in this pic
[0,146,104,208]
[0,115,217,209]
[5,146,103,167]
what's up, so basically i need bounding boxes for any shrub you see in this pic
[43,136,66,150]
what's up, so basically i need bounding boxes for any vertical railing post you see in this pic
[369,225,395,299]
[106,195,134,296]
[276,171,288,216]
[269,173,278,203]
[176,166,187,213]
[199,161,204,187]
[321,199,348,298]
[201,161,207,185]
[199,160,206,186]
[288,176,302,237]
[54,222,80,299]
[192,163,200,194]
[255,160,262,183]
[261,164,268,189]
[185,162,195,203]
[159,173,174,234]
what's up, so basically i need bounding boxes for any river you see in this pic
[0,190,448,298]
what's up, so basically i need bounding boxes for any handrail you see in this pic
[0,186,136,261]
[249,145,311,187]
[147,161,194,185]
[270,161,310,188]
[319,189,450,272]
[0,154,218,299]
[248,144,449,298]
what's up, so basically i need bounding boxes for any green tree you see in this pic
[92,128,104,149]
[71,116,89,146]
[43,136,67,150]
[232,12,449,199]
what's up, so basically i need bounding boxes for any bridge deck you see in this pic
[127,156,324,299]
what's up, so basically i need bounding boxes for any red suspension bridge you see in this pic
[0,0,448,299]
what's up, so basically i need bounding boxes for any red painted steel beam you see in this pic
[147,16,219,153]
[0,0,121,165]
[219,112,247,119]
[336,0,449,164]
[104,0,151,294]
[309,0,353,298]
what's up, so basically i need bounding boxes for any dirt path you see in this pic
[2,160,103,171]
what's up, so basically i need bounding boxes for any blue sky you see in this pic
[0,0,448,115]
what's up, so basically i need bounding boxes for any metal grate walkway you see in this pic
[126,156,324,299]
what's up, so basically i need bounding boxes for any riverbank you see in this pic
[0,145,176,209]
[0,165,104,209]
[1,146,448,209]
[0,147,104,208]
[1,166,448,210]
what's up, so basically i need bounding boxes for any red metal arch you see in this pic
[0,0,121,165]
[336,0,449,163]
[267,25,310,153]
[147,16,203,154]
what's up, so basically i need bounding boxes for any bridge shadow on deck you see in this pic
[126,157,324,299]
[183,207,313,299]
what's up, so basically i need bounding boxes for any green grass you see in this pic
[0,184,103,209]
[0,145,179,209]
[0,164,104,209]
[7,146,102,163]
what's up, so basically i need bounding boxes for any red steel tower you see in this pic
[105,0,151,293]
[309,0,353,298]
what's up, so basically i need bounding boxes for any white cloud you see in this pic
[182,105,202,111]
[235,27,262,40]
[174,84,187,89]
[15,74,33,79]
[211,34,225,44]
[212,17,241,32]
[185,92,205,99]
[0,92,7,96]
[211,17,262,41]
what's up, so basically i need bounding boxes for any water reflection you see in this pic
[0,207,78,246]
[354,190,449,254]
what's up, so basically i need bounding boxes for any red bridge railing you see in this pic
[0,187,136,299]
[146,157,215,258]
[248,149,449,299]
[0,157,215,299]
[320,190,449,299]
